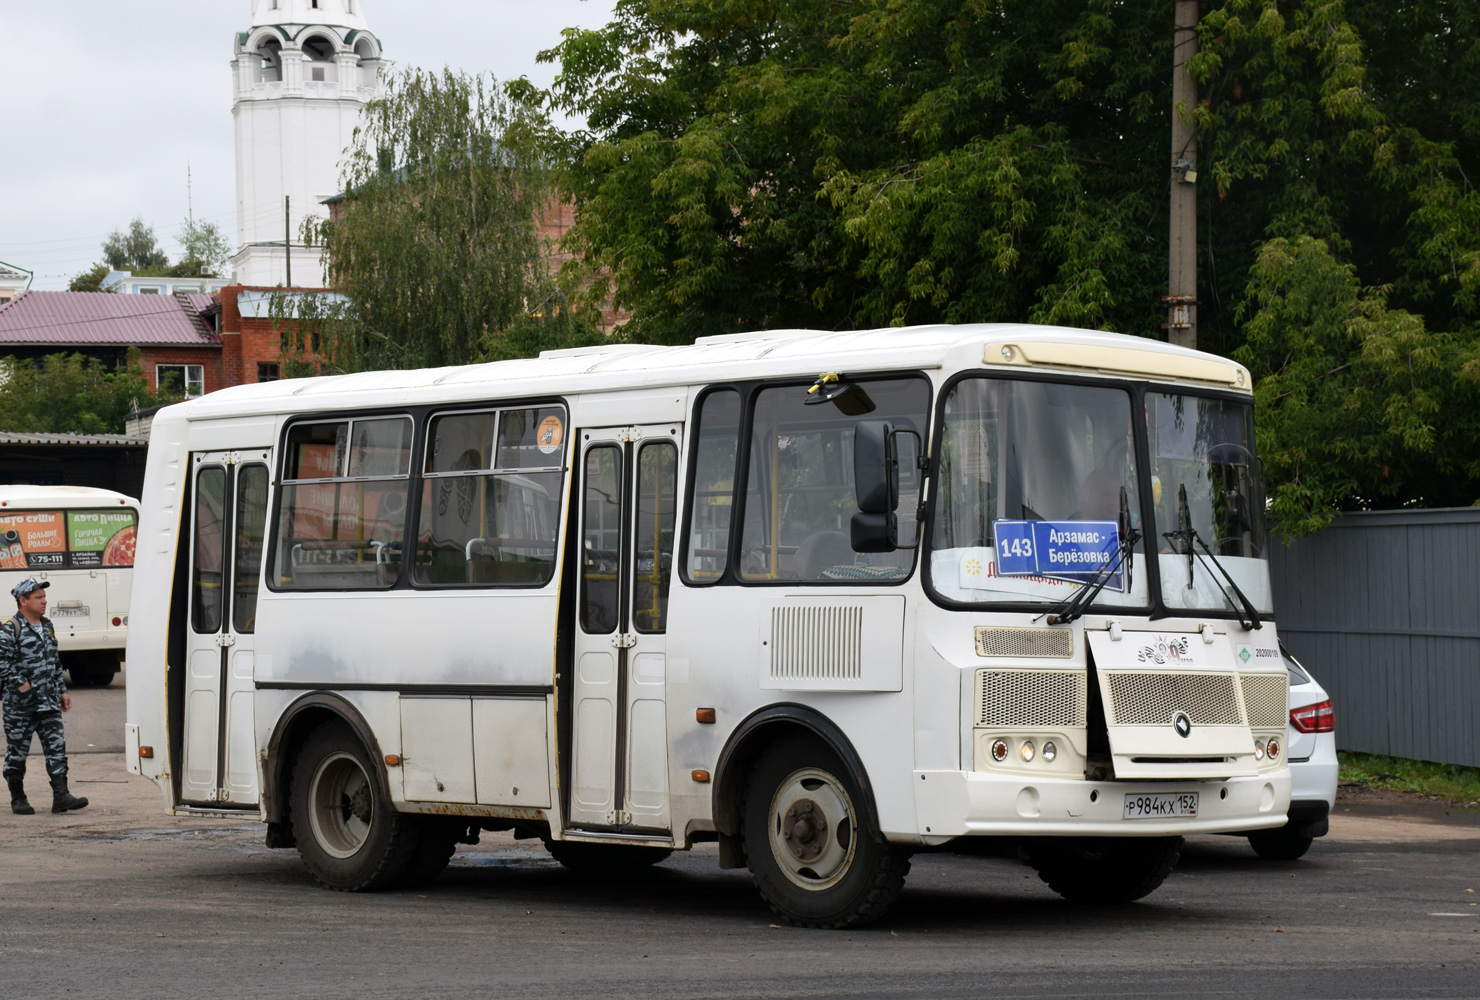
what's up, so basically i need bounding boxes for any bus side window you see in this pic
[413,407,564,588]
[581,445,622,633]
[684,389,740,584]
[273,417,412,590]
[233,465,269,633]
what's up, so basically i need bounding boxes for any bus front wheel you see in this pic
[290,722,419,891]
[740,736,910,928]
[1026,836,1182,903]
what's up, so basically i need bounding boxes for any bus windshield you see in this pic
[929,377,1149,609]
[1147,392,1271,614]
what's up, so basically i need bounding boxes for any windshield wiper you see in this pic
[1161,484,1264,630]
[1037,524,1141,627]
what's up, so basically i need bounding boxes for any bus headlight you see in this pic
[1019,740,1035,762]
[1042,741,1057,763]
[1254,740,1265,760]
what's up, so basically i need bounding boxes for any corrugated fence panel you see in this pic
[1269,507,1480,768]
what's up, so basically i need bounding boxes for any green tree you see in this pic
[68,263,110,292]
[544,0,1480,531]
[101,217,169,272]
[287,67,597,375]
[0,349,177,435]
[176,218,232,278]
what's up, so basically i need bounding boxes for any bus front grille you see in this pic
[1240,673,1289,728]
[768,605,863,681]
[1104,671,1242,727]
[974,669,1086,728]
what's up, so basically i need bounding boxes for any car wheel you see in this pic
[740,735,909,928]
[290,721,418,891]
[1026,836,1183,903]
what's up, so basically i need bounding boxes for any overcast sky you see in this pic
[0,0,619,290]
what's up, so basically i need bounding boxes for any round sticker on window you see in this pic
[537,414,564,454]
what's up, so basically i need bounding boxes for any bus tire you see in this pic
[396,818,462,888]
[289,722,418,892]
[1026,836,1182,903]
[1247,828,1314,861]
[740,736,909,928]
[543,839,672,875]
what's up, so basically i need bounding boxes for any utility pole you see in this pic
[285,195,292,288]
[1165,0,1199,350]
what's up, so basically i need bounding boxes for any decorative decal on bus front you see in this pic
[0,510,138,570]
[989,519,1125,591]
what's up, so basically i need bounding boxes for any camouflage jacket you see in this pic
[0,613,65,712]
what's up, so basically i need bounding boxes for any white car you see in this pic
[1243,643,1338,859]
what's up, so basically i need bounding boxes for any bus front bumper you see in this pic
[912,768,1291,840]
[56,627,127,653]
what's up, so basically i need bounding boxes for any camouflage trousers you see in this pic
[2,706,67,782]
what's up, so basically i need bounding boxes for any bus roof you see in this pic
[172,323,1252,420]
[0,485,138,508]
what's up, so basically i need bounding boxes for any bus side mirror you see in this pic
[852,420,898,552]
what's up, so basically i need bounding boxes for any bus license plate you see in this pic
[51,606,89,618]
[1123,792,1198,819]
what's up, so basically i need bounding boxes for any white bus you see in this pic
[126,324,1291,927]
[0,485,137,686]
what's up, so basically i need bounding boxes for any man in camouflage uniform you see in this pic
[1,578,87,814]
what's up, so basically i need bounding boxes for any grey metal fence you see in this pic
[1268,507,1480,768]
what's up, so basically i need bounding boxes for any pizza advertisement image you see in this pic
[68,510,139,568]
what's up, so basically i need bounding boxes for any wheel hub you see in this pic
[783,798,828,861]
[346,784,373,824]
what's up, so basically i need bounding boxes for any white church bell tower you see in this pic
[230,0,384,287]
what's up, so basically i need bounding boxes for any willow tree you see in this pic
[287,68,596,374]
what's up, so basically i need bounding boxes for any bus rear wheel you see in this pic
[1026,836,1182,903]
[740,737,909,928]
[290,722,418,891]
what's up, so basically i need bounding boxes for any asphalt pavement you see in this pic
[0,672,1475,999]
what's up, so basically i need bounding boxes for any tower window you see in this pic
[311,67,325,82]
[312,0,319,7]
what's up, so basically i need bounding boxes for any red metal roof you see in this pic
[0,290,221,346]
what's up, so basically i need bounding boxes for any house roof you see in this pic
[0,290,220,347]
[0,432,147,448]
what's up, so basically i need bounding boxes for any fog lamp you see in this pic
[990,739,1008,762]
[1042,741,1057,763]
[1019,740,1035,762]
[1253,740,1265,760]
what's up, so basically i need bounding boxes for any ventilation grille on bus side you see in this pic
[1104,671,1242,726]
[768,605,863,681]
[975,669,1087,728]
[973,627,1073,658]
[1240,673,1289,728]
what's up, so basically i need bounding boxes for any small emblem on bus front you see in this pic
[1173,713,1192,738]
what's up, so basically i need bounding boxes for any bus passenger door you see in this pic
[568,425,681,833]
[181,451,271,807]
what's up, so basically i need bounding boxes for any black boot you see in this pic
[8,778,34,815]
[49,776,87,813]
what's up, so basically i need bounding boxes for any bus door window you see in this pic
[232,465,269,634]
[738,377,930,583]
[192,466,226,633]
[633,442,677,633]
[581,445,623,634]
